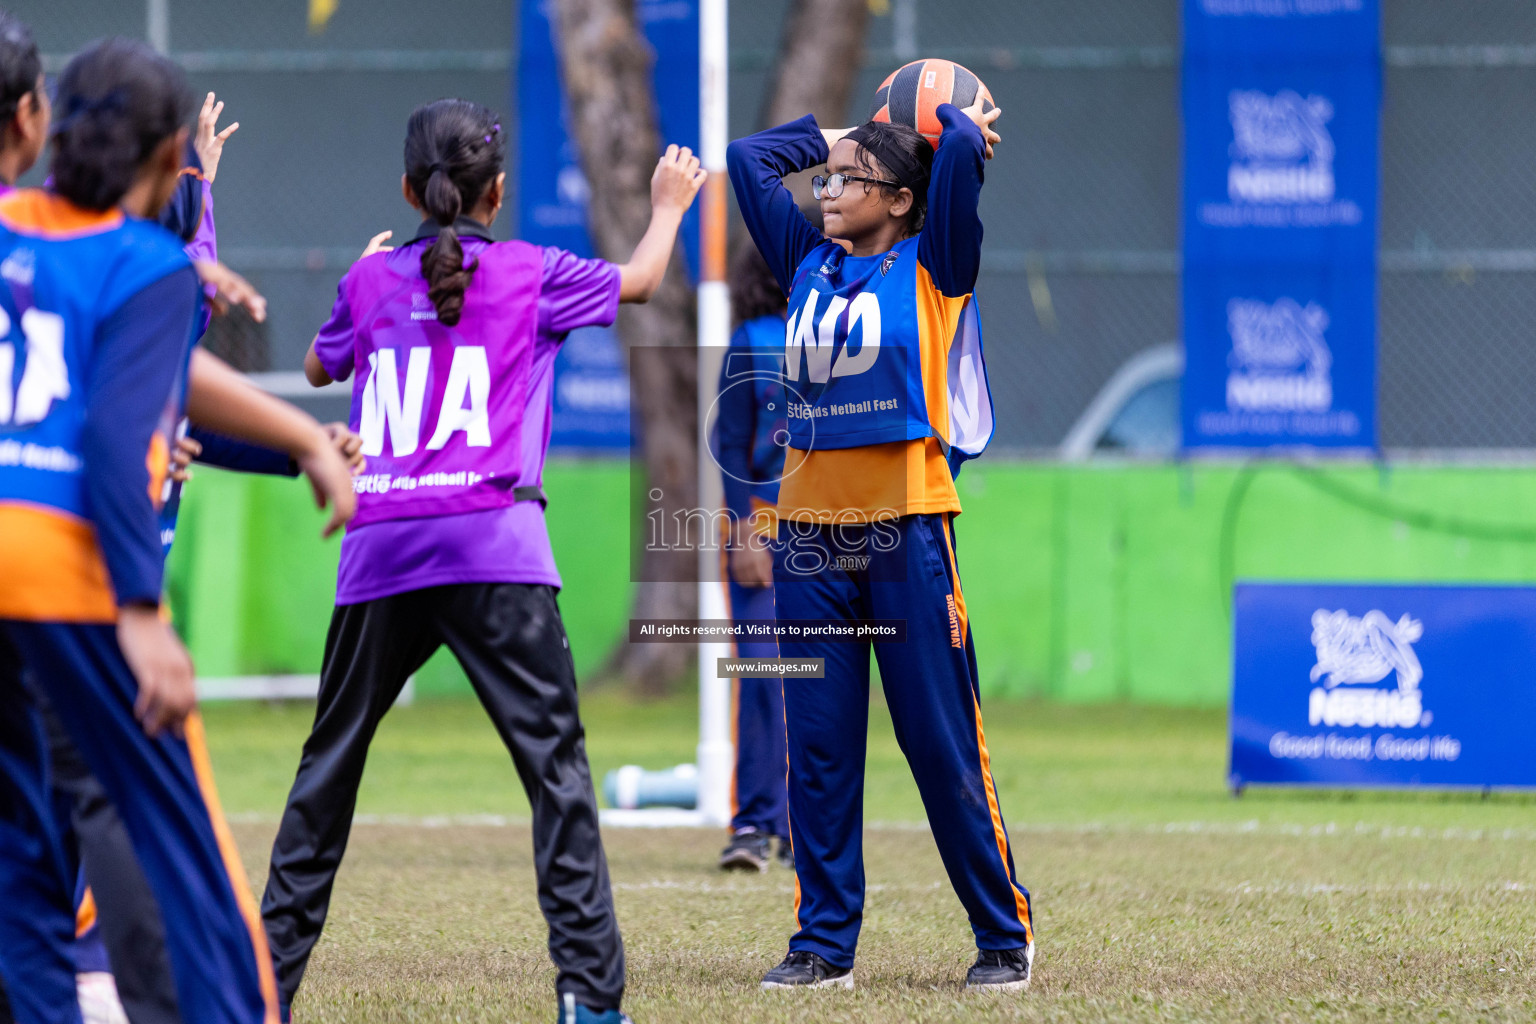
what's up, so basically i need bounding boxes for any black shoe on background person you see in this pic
[718,828,771,872]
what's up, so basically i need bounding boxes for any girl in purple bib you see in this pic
[261,99,704,1024]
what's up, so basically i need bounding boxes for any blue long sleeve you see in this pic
[726,115,830,296]
[917,103,988,298]
[715,325,758,522]
[189,425,297,476]
[81,267,200,606]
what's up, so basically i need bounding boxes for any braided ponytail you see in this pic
[403,100,505,327]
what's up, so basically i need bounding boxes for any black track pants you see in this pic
[260,583,624,1013]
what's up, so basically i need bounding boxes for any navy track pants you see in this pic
[725,578,788,839]
[0,621,276,1024]
[772,513,1034,968]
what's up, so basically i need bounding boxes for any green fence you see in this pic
[167,458,1536,705]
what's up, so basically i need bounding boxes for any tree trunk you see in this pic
[738,0,873,272]
[551,0,871,696]
[553,0,698,696]
[760,0,873,130]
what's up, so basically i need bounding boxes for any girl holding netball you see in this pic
[726,96,1034,991]
[262,98,703,1024]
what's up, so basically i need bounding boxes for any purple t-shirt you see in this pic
[314,237,619,604]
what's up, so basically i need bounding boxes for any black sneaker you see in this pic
[775,837,794,870]
[719,829,770,872]
[760,950,853,990]
[964,944,1034,992]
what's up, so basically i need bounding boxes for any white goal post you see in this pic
[604,0,734,829]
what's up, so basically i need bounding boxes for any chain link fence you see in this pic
[15,0,513,421]
[16,1,1536,450]
[744,0,1536,453]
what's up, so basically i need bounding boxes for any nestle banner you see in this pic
[1180,0,1380,451]
[1230,583,1536,790]
[516,0,700,451]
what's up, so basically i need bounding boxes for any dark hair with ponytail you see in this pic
[0,11,40,126]
[50,38,192,211]
[404,99,505,327]
[848,120,932,236]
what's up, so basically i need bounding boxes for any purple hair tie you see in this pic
[484,122,502,144]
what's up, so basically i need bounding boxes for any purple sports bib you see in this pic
[339,239,542,526]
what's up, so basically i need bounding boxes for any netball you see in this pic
[869,58,996,148]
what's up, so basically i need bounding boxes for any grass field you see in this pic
[205,693,1536,1022]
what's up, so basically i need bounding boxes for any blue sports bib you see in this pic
[781,236,995,469]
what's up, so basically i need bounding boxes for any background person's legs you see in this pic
[726,579,787,840]
[39,698,182,1024]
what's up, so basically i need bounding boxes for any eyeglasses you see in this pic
[812,172,903,200]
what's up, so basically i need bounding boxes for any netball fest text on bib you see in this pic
[341,240,542,526]
[782,237,994,460]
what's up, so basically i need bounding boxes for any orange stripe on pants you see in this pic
[941,516,1034,945]
[185,713,281,1023]
[75,887,98,938]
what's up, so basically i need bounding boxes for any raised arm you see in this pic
[726,115,831,296]
[917,102,1001,299]
[618,145,708,303]
[184,178,216,265]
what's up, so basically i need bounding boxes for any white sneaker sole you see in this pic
[761,973,854,991]
[965,977,1030,993]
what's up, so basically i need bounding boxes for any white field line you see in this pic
[223,812,1536,842]
[607,880,1533,896]
[610,880,945,894]
[1229,881,1532,895]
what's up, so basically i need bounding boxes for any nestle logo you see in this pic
[1307,609,1429,729]
[1225,297,1333,414]
[1227,89,1337,205]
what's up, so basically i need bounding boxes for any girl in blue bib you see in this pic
[727,98,1036,993]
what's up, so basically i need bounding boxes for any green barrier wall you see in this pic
[166,459,1536,705]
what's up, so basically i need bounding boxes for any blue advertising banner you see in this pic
[517,0,700,451]
[1180,0,1380,451]
[1230,582,1536,790]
